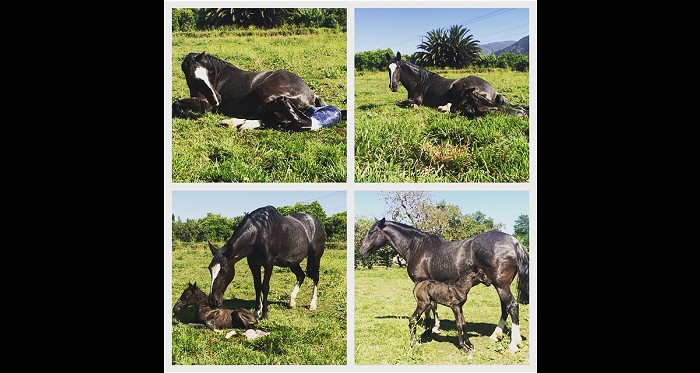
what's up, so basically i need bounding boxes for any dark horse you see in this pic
[173,281,260,337]
[410,268,490,357]
[172,52,327,131]
[386,51,528,117]
[359,218,529,352]
[208,205,325,320]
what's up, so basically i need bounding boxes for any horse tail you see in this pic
[514,240,529,305]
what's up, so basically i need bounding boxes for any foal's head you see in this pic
[385,52,403,92]
[173,281,204,315]
[207,241,235,309]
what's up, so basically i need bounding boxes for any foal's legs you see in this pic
[409,301,432,347]
[452,306,474,359]
[490,285,522,352]
[288,263,306,309]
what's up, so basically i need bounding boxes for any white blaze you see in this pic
[210,263,221,295]
[388,62,397,88]
[194,66,219,106]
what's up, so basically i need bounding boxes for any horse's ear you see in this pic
[208,241,219,256]
[196,51,205,61]
[396,52,402,60]
[378,217,386,227]
[385,52,391,61]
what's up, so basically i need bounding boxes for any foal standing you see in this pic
[409,269,491,356]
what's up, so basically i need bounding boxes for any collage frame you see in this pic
[166,1,537,371]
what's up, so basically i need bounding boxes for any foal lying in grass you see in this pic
[409,268,491,356]
[173,281,269,339]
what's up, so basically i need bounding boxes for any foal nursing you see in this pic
[410,268,491,356]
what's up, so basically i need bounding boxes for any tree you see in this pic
[202,8,295,28]
[513,214,529,248]
[413,25,482,68]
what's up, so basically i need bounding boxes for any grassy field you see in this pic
[170,244,347,365]
[171,28,347,183]
[354,68,529,183]
[354,266,530,366]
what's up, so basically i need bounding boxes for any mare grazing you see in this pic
[172,52,327,131]
[208,205,325,320]
[410,268,491,356]
[173,281,268,339]
[385,51,528,117]
[359,218,529,352]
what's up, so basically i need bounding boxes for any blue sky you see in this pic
[355,191,528,235]
[171,191,347,221]
[354,7,530,54]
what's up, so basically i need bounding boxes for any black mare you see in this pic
[208,205,325,320]
[172,52,327,131]
[410,268,490,356]
[359,218,529,352]
[173,281,259,335]
[385,51,528,117]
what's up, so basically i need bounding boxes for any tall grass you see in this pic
[354,266,530,365]
[354,68,529,183]
[171,29,347,183]
[171,244,347,365]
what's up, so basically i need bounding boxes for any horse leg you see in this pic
[305,252,321,310]
[430,300,441,334]
[288,263,306,309]
[490,286,522,352]
[249,263,264,319]
[260,266,274,319]
[172,97,214,118]
[410,301,430,347]
[453,306,474,359]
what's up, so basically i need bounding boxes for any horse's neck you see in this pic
[226,230,256,262]
[384,223,417,259]
[193,289,213,312]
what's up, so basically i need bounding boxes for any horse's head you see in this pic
[173,281,199,315]
[207,241,235,308]
[359,217,389,259]
[181,52,222,107]
[386,52,403,92]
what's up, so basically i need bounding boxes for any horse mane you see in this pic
[399,60,434,90]
[386,220,445,244]
[204,53,240,74]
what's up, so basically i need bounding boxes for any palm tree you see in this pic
[202,8,295,28]
[413,25,482,68]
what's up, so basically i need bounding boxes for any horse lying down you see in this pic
[385,51,528,118]
[172,51,344,132]
[172,282,269,340]
[410,268,491,357]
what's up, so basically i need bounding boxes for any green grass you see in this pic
[354,68,529,182]
[354,266,530,366]
[171,244,347,365]
[171,29,347,183]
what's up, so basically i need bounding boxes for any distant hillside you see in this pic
[495,36,529,56]
[480,40,516,55]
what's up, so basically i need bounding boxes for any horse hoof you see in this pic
[309,304,318,311]
[431,327,441,334]
[219,118,246,128]
[225,330,237,339]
